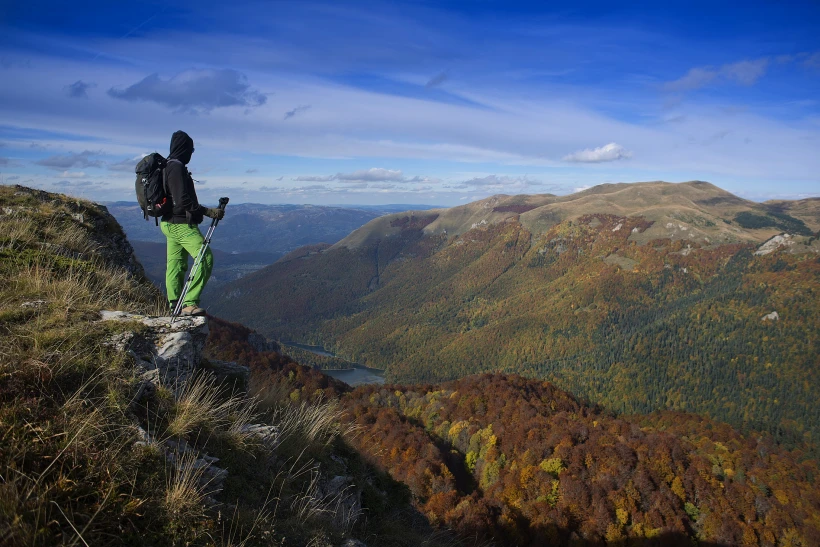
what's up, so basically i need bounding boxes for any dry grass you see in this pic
[164,449,208,518]
[273,396,358,455]
[0,186,466,547]
[166,373,259,448]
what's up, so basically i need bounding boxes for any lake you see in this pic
[283,342,386,387]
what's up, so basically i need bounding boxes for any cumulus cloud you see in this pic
[563,143,632,163]
[284,104,311,120]
[36,150,103,170]
[108,69,267,113]
[426,71,448,88]
[665,58,770,92]
[64,80,95,99]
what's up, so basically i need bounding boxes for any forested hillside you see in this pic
[343,374,820,545]
[212,182,820,450]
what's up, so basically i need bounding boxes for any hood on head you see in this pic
[169,130,194,164]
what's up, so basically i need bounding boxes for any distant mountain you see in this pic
[130,240,279,295]
[105,201,434,254]
[107,201,432,293]
[211,181,820,447]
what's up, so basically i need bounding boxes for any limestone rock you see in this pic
[762,311,780,321]
[100,311,209,385]
[755,234,794,256]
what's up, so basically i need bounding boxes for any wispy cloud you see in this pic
[665,58,770,92]
[449,175,541,191]
[294,168,409,183]
[246,168,258,173]
[294,174,336,182]
[426,71,448,88]
[107,69,267,113]
[336,168,404,182]
[59,171,87,178]
[108,154,146,172]
[563,143,632,163]
[35,150,103,170]
[284,104,311,120]
[64,80,95,99]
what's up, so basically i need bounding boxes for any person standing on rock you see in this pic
[161,130,224,316]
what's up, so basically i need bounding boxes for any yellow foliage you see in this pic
[539,457,565,476]
[605,522,624,542]
[616,507,629,525]
[671,476,686,501]
[774,489,790,505]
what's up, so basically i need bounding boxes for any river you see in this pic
[283,342,386,387]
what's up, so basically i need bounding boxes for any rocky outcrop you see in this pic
[755,234,795,255]
[103,311,254,508]
[101,310,216,386]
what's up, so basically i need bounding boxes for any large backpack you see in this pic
[135,153,171,224]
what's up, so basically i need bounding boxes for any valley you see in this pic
[107,201,439,294]
[2,183,819,546]
[211,181,820,450]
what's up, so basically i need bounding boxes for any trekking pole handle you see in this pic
[212,197,229,227]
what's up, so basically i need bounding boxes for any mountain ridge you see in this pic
[212,181,820,453]
[331,181,818,251]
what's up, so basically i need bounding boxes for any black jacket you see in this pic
[162,130,205,225]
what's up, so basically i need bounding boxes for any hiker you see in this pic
[161,130,225,316]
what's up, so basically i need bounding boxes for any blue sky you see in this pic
[1,0,818,206]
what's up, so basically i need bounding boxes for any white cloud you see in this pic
[563,143,632,163]
[336,168,404,182]
[293,168,407,183]
[293,174,336,182]
[59,171,87,178]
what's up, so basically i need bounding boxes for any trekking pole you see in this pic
[171,197,229,322]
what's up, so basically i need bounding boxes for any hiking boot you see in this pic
[180,305,206,317]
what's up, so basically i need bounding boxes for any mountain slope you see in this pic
[0,185,459,547]
[343,374,820,546]
[212,181,820,448]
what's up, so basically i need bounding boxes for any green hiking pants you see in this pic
[160,221,214,307]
